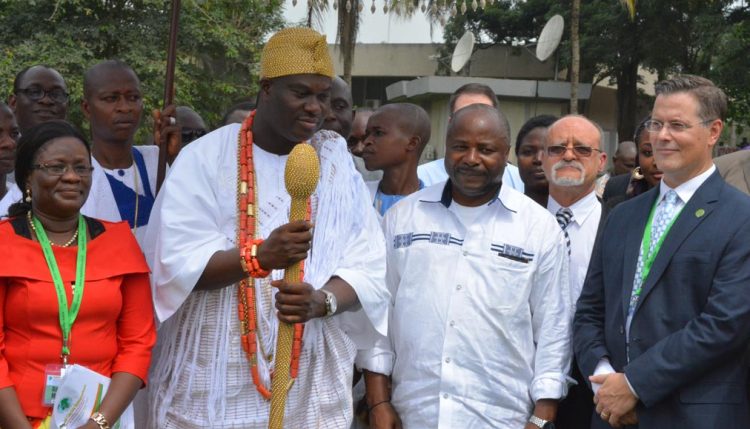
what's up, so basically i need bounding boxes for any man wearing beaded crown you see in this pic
[144,27,389,428]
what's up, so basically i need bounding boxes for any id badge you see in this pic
[43,364,67,406]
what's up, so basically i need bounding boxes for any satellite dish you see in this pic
[451,31,476,73]
[535,14,564,62]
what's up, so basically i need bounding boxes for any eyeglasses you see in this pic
[545,145,602,158]
[16,86,69,104]
[181,128,207,143]
[644,119,715,134]
[33,162,94,177]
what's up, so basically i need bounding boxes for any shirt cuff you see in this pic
[354,342,393,375]
[531,373,568,402]
[591,358,616,395]
[624,373,640,399]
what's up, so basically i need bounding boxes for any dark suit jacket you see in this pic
[602,173,631,203]
[556,199,610,429]
[574,171,750,428]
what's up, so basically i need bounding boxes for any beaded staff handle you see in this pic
[269,143,320,429]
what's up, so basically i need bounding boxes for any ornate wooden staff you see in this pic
[156,0,181,193]
[269,143,320,429]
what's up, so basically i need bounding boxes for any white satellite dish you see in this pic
[535,14,564,62]
[451,31,476,73]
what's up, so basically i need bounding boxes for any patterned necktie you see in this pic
[556,207,574,256]
[628,190,682,320]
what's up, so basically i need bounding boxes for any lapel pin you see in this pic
[695,208,705,218]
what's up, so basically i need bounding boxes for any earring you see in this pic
[631,166,644,180]
[24,189,31,203]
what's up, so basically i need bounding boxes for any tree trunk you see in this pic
[616,13,640,143]
[570,0,580,114]
[339,3,355,85]
[616,59,639,143]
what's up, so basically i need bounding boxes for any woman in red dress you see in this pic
[0,120,156,429]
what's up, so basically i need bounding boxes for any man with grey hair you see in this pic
[541,114,608,429]
[575,75,750,428]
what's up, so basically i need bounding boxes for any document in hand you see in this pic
[52,364,135,429]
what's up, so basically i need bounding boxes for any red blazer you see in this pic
[0,217,156,419]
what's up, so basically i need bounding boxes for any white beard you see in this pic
[551,160,586,187]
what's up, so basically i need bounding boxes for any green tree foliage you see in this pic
[712,6,750,132]
[441,0,748,140]
[0,0,283,137]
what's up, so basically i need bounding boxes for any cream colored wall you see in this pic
[330,44,555,79]
[585,85,623,167]
[330,44,441,77]
[585,85,618,132]
[418,97,567,166]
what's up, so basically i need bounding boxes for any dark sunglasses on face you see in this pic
[16,86,69,104]
[545,144,601,158]
[181,128,208,143]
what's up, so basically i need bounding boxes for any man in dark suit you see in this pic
[574,75,750,429]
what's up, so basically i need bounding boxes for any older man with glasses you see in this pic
[8,65,69,133]
[540,114,609,429]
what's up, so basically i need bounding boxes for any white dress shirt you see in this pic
[547,190,602,305]
[0,181,21,218]
[373,181,572,428]
[592,165,717,396]
[418,158,525,192]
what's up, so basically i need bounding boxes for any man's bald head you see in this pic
[82,60,143,144]
[379,103,431,151]
[10,65,68,132]
[83,60,140,100]
[323,76,354,138]
[360,103,431,172]
[444,104,511,206]
[331,77,352,105]
[542,115,607,202]
[547,115,603,145]
[448,103,510,145]
[613,140,637,175]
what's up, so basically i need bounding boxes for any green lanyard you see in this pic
[32,214,87,365]
[638,196,683,286]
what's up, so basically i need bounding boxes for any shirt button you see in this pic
[449,320,456,327]
[462,251,468,256]
[456,284,462,290]
[443,393,449,399]
[445,357,451,363]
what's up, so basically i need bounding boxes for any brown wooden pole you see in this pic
[156,0,181,194]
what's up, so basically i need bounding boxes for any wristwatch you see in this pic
[321,289,337,317]
[528,415,555,429]
[90,412,111,429]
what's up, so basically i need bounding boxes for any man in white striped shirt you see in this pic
[364,104,572,429]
